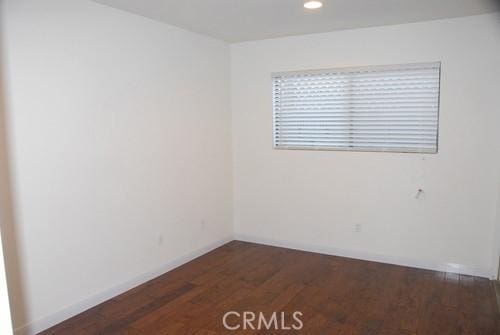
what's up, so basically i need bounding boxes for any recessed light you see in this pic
[304,0,323,9]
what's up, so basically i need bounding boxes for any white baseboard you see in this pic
[13,233,494,334]
[234,234,494,279]
[14,236,233,335]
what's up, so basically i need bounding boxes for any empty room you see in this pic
[1,0,500,334]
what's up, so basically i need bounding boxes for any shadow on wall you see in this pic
[0,5,28,332]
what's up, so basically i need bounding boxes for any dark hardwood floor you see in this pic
[39,241,500,334]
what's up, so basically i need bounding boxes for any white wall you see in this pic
[231,14,500,278]
[496,175,500,279]
[1,0,232,333]
[496,185,500,279]
[0,233,13,335]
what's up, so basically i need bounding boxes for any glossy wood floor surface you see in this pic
[39,241,499,334]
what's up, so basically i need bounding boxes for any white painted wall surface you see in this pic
[0,236,13,335]
[496,181,500,279]
[1,0,232,332]
[231,14,500,278]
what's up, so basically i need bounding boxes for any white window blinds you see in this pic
[272,62,441,153]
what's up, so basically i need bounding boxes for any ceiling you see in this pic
[92,0,500,42]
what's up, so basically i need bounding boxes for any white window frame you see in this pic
[272,62,441,154]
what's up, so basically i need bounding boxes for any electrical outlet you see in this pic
[355,224,362,233]
[201,219,206,229]
[157,234,164,246]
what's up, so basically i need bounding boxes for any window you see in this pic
[272,62,441,153]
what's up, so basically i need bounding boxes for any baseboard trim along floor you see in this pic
[234,234,494,279]
[37,240,500,334]
[17,235,495,334]
[14,236,233,335]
